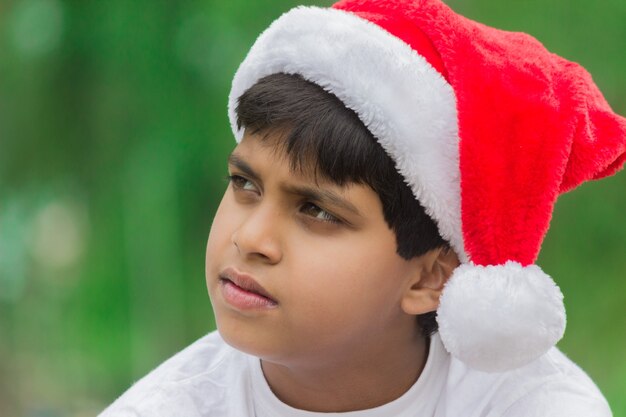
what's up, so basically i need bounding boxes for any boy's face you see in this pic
[205,132,433,367]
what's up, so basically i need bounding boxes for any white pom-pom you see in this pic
[437,261,566,372]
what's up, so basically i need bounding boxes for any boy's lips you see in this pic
[218,267,278,309]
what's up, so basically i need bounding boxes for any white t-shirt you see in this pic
[98,330,611,417]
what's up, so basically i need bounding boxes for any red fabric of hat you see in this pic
[333,0,626,267]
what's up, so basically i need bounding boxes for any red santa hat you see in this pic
[227,0,626,372]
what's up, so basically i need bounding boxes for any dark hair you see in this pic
[235,73,449,336]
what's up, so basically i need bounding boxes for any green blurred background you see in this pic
[0,0,624,415]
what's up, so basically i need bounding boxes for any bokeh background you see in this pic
[0,0,624,415]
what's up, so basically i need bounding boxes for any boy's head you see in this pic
[205,73,459,364]
[211,0,626,372]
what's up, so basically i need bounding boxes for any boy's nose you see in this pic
[231,206,282,265]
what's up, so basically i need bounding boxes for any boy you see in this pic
[100,0,625,415]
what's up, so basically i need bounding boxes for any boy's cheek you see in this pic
[205,195,236,277]
[207,193,237,249]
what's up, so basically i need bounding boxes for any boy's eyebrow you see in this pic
[281,184,362,217]
[228,152,362,217]
[228,153,261,183]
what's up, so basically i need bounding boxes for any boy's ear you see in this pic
[400,247,460,316]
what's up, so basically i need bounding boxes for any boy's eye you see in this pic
[300,202,341,224]
[228,175,257,192]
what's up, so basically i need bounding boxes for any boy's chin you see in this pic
[217,322,282,360]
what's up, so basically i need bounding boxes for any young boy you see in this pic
[100,0,625,415]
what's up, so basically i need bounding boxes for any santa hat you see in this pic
[227,0,626,372]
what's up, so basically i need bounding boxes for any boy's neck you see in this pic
[259,329,429,413]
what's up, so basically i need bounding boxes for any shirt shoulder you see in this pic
[499,348,612,417]
[440,347,612,417]
[98,330,251,417]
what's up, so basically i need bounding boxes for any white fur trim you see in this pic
[228,6,466,261]
[437,261,566,372]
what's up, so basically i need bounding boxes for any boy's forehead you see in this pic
[236,130,291,163]
[233,130,347,188]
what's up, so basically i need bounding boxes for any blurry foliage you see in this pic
[0,0,624,416]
